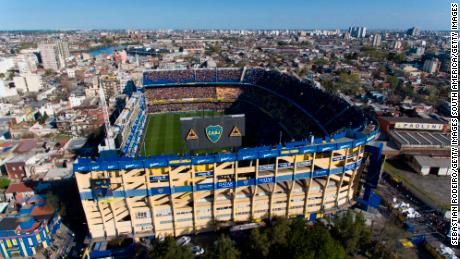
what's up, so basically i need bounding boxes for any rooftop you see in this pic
[13,139,37,153]
[5,183,34,194]
[380,116,446,125]
[413,155,450,168]
[0,218,19,231]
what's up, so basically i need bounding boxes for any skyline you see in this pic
[0,0,451,31]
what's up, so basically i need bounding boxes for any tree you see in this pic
[331,210,371,255]
[387,52,406,63]
[209,234,240,259]
[287,220,345,259]
[387,75,399,89]
[44,69,56,77]
[248,228,270,258]
[0,177,10,189]
[149,236,193,259]
[269,216,290,247]
[107,235,131,249]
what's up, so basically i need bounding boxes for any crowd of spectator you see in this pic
[147,102,232,113]
[143,68,371,138]
[215,86,242,100]
[216,68,243,82]
[195,69,217,82]
[145,86,217,100]
[143,68,243,85]
[144,69,195,85]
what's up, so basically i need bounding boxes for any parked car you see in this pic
[192,245,205,256]
[176,236,191,246]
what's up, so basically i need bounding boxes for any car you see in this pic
[192,246,204,256]
[176,236,191,246]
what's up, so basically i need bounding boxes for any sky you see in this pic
[0,0,452,30]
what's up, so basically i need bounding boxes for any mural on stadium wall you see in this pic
[205,125,223,143]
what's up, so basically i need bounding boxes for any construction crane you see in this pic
[98,77,116,150]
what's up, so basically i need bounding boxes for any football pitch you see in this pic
[140,111,222,156]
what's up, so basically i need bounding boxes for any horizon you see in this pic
[0,0,451,31]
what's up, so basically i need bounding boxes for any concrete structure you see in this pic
[38,41,69,71]
[408,155,450,176]
[15,54,38,74]
[393,40,402,50]
[75,137,374,238]
[348,27,367,38]
[13,74,42,93]
[74,68,381,239]
[0,184,62,258]
[407,27,421,37]
[24,73,43,92]
[38,43,60,71]
[0,80,18,98]
[0,58,15,74]
[13,76,28,92]
[372,34,382,47]
[69,93,86,108]
[422,59,439,74]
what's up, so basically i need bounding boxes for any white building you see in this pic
[422,59,439,74]
[349,26,367,38]
[408,155,450,176]
[0,57,15,74]
[13,76,28,92]
[66,68,76,78]
[0,80,17,98]
[38,41,69,71]
[15,53,38,74]
[25,73,43,92]
[12,73,43,92]
[69,93,86,108]
[372,34,382,47]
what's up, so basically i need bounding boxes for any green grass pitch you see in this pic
[140,111,222,156]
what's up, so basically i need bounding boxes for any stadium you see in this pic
[73,68,381,239]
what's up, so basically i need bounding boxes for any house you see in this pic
[4,183,34,202]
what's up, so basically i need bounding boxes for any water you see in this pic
[89,46,124,57]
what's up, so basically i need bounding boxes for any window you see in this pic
[136,211,150,219]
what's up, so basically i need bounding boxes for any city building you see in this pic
[0,80,18,98]
[348,27,367,38]
[0,183,62,258]
[407,27,421,37]
[13,76,28,92]
[0,58,15,74]
[15,53,38,74]
[407,155,451,176]
[377,116,450,156]
[372,34,382,47]
[422,59,439,74]
[393,40,402,50]
[38,41,69,71]
[14,73,43,93]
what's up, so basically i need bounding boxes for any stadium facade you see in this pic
[74,68,381,239]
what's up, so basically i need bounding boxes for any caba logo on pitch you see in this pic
[206,125,223,143]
